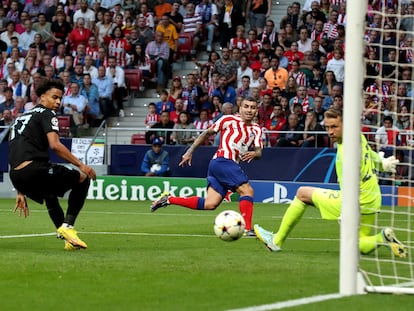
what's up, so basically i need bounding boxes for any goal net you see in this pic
[343,0,414,294]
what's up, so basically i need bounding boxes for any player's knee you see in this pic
[296,186,313,203]
[237,183,254,197]
[78,175,90,191]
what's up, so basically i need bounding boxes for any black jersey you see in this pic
[9,105,59,168]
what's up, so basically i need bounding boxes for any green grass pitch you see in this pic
[0,198,412,311]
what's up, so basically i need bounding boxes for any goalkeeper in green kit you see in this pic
[254,107,407,257]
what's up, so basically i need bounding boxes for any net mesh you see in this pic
[359,1,414,290]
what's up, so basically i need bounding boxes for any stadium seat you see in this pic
[47,40,55,55]
[141,60,156,89]
[178,33,193,58]
[131,133,147,144]
[57,115,71,137]
[323,135,331,148]
[362,126,375,143]
[124,68,142,104]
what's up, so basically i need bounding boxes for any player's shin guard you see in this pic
[169,196,205,209]
[359,214,378,254]
[66,177,90,226]
[45,196,65,228]
[239,196,253,230]
[274,197,306,246]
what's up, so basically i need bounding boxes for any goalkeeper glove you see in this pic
[378,151,399,173]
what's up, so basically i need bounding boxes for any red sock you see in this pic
[239,197,253,230]
[169,196,204,210]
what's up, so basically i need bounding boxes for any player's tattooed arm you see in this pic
[180,128,216,167]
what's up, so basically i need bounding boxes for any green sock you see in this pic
[359,232,383,255]
[274,197,306,247]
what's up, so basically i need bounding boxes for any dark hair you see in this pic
[383,115,394,124]
[178,111,190,124]
[111,26,124,38]
[243,96,258,104]
[208,51,220,63]
[35,80,64,97]
[5,21,15,28]
[396,149,405,159]
[212,95,222,103]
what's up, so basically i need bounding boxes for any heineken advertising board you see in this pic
[86,176,397,205]
[87,176,209,201]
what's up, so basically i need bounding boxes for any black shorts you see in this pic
[9,161,81,204]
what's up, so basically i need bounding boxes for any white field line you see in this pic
[225,293,344,311]
[0,208,320,219]
[0,233,56,239]
[0,230,340,241]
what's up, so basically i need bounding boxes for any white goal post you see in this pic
[341,0,414,295]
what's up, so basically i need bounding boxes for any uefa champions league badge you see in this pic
[51,117,59,131]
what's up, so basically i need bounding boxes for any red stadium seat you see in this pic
[178,33,193,58]
[124,68,142,104]
[131,133,147,144]
[57,115,71,137]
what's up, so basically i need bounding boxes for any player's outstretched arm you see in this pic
[179,128,216,167]
[370,149,399,173]
[46,132,97,180]
[14,192,29,218]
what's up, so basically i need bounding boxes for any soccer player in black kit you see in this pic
[8,80,96,250]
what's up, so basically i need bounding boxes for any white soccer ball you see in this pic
[214,210,246,242]
[150,163,161,173]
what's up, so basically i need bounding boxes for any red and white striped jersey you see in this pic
[212,115,263,163]
[337,13,346,26]
[329,0,346,6]
[194,119,213,132]
[366,83,389,103]
[323,21,338,41]
[228,37,251,53]
[250,39,262,56]
[108,38,131,67]
[64,86,72,97]
[290,70,307,86]
[86,46,99,61]
[145,113,160,127]
[51,55,65,70]
[183,13,202,33]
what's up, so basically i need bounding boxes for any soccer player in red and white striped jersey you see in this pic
[151,97,263,236]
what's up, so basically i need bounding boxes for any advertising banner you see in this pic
[87,176,397,206]
[71,138,105,165]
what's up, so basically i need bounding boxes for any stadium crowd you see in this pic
[0,0,412,145]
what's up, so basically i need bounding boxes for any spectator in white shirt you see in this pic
[19,20,38,53]
[297,26,312,53]
[73,0,96,30]
[326,48,345,83]
[62,81,88,126]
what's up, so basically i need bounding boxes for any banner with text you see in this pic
[87,176,396,206]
